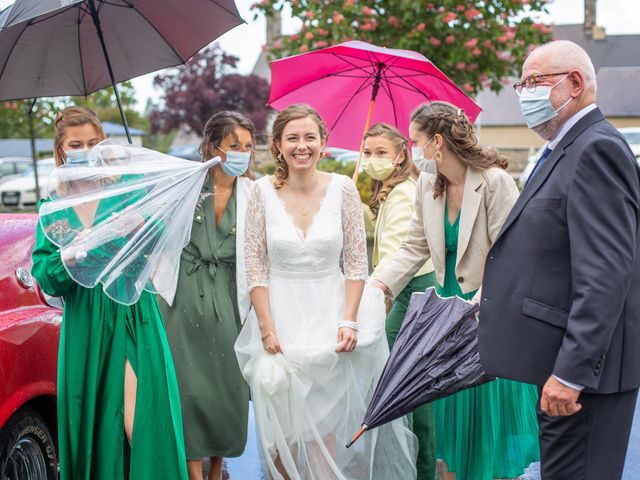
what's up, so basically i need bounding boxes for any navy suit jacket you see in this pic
[479,108,640,394]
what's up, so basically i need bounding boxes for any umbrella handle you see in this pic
[352,100,376,183]
[345,424,368,448]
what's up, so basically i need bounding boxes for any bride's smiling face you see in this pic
[277,116,326,172]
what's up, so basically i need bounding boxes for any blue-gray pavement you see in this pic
[224,399,640,479]
[623,396,640,480]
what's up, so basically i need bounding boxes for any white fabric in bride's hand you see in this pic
[235,174,417,480]
[39,140,220,306]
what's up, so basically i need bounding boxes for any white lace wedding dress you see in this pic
[235,173,417,480]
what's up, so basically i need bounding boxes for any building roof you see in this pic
[477,24,640,126]
[0,139,53,157]
[101,122,145,136]
[0,124,144,158]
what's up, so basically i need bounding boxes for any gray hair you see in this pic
[530,40,597,94]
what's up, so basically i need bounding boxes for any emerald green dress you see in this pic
[433,205,540,480]
[159,184,249,459]
[31,199,188,480]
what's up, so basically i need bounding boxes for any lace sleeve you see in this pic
[245,183,269,291]
[341,177,369,280]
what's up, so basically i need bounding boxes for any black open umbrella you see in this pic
[0,0,243,143]
[347,287,494,447]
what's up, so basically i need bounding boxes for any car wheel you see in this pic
[0,407,57,480]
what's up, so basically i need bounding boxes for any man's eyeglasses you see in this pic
[513,72,570,94]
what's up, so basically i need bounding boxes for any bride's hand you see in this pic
[261,330,282,354]
[336,327,357,353]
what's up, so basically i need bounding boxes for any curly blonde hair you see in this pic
[270,104,328,189]
[365,123,418,219]
[410,101,508,199]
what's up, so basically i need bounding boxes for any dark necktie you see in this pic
[524,147,553,187]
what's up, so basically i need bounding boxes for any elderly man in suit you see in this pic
[479,40,640,479]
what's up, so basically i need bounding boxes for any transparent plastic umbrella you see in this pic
[39,141,220,306]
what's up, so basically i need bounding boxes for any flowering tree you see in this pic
[150,45,271,136]
[253,0,553,95]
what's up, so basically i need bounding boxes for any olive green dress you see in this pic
[433,205,540,480]
[159,183,249,459]
[31,199,188,480]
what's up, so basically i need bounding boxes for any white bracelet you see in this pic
[338,320,359,332]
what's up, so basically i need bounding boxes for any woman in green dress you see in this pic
[31,106,188,480]
[373,101,540,480]
[363,123,438,480]
[159,112,253,480]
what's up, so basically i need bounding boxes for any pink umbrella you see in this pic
[269,41,482,180]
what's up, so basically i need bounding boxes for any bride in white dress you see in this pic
[235,104,417,480]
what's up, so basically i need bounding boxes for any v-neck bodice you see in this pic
[270,174,336,240]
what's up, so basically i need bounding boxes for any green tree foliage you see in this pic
[253,0,553,95]
[0,81,145,141]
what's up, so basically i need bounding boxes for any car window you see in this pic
[0,163,14,175]
[623,132,640,145]
[21,163,55,177]
[15,162,30,173]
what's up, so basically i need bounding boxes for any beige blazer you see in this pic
[373,166,519,298]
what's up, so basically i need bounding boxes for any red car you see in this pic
[0,214,61,479]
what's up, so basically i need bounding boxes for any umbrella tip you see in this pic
[345,425,368,448]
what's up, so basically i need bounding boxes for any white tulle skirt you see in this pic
[235,267,417,480]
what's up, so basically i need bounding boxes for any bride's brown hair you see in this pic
[270,104,328,189]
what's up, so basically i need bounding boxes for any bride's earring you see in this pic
[277,152,283,161]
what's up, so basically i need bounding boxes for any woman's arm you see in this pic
[372,176,432,297]
[31,205,75,297]
[245,183,281,354]
[339,179,368,352]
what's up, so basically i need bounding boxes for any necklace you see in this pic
[213,183,234,196]
[300,205,309,216]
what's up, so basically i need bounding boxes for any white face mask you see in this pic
[518,74,573,129]
[411,137,437,174]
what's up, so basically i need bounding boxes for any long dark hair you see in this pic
[411,101,508,199]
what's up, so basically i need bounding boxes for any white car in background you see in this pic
[0,158,56,210]
[618,127,640,161]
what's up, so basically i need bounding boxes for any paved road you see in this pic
[224,399,640,479]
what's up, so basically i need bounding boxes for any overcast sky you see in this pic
[0,0,638,111]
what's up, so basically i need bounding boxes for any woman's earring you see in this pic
[435,150,443,162]
[277,152,283,161]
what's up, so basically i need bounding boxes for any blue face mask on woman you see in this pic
[518,75,573,128]
[65,149,90,165]
[218,148,251,177]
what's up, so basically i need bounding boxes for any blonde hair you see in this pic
[270,104,328,189]
[364,123,418,218]
[410,101,508,199]
[53,106,106,166]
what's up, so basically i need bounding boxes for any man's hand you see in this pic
[541,375,582,416]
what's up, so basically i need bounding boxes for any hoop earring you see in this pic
[435,150,443,162]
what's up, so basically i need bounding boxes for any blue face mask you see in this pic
[65,149,90,165]
[518,75,573,128]
[219,149,251,177]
